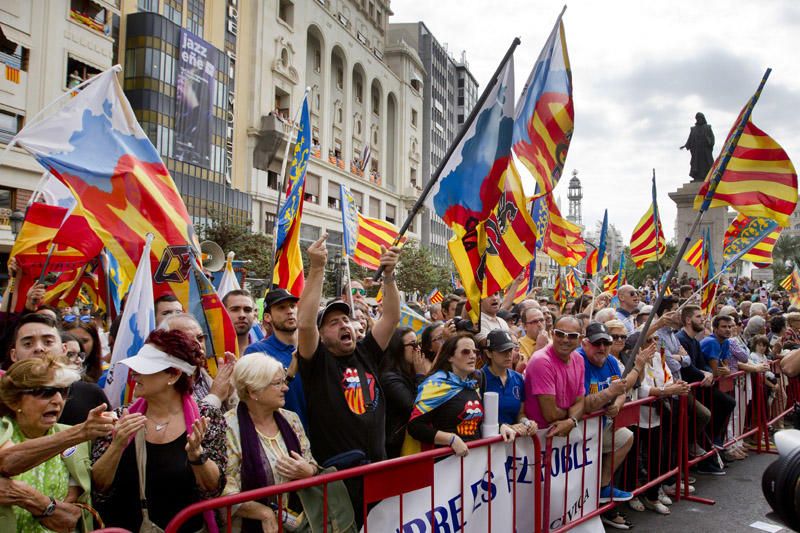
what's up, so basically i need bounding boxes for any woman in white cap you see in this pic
[91,329,227,533]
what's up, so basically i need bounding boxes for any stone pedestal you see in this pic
[669,181,727,278]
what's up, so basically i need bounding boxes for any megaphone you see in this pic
[200,241,225,272]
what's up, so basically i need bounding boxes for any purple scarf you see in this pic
[238,402,301,533]
[128,395,218,533]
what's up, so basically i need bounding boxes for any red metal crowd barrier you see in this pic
[104,365,800,533]
[164,434,543,533]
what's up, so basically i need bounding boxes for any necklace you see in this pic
[148,417,172,432]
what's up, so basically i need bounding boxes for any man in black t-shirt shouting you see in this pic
[297,232,401,467]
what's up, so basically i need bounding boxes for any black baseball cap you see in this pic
[585,322,612,344]
[485,329,516,352]
[316,300,351,328]
[264,288,299,311]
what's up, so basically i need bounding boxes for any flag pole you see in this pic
[268,87,311,284]
[624,68,772,373]
[652,168,665,277]
[372,37,521,282]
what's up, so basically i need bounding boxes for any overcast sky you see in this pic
[391,0,800,241]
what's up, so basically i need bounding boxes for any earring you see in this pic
[16,408,21,413]
[167,382,174,386]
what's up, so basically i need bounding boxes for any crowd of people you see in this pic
[0,240,799,532]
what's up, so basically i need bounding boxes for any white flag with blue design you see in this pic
[104,234,155,408]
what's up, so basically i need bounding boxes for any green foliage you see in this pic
[623,242,677,287]
[197,211,273,281]
[772,233,800,280]
[395,242,454,296]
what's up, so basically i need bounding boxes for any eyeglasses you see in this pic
[63,315,91,324]
[590,340,613,347]
[553,329,581,341]
[525,318,545,325]
[66,351,87,361]
[611,334,628,341]
[21,386,70,399]
[351,288,367,296]
[268,377,291,388]
[404,341,421,349]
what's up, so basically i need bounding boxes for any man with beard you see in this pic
[297,233,400,517]
[244,288,307,427]
[222,289,257,353]
[676,305,728,475]
[699,315,737,449]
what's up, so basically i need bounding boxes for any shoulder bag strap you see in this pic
[134,430,152,520]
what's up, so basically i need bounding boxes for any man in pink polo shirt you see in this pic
[524,315,585,437]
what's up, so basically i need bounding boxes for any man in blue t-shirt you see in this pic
[700,315,733,377]
[578,322,634,504]
[698,314,736,447]
[244,288,308,428]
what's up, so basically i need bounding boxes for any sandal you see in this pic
[628,497,646,512]
[601,510,634,530]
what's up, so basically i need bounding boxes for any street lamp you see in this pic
[9,210,24,237]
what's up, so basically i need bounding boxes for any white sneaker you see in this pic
[663,483,695,496]
[657,487,673,506]
[628,497,646,512]
[643,498,671,515]
[689,443,707,456]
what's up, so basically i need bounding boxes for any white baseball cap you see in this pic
[120,344,196,375]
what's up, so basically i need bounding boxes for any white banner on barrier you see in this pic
[363,421,604,533]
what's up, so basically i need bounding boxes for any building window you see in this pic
[369,197,380,217]
[314,50,321,73]
[0,187,12,211]
[386,203,396,224]
[137,0,158,12]
[264,212,275,234]
[327,180,340,210]
[336,67,343,89]
[411,108,418,127]
[0,110,23,145]
[267,171,279,190]
[65,56,101,89]
[69,0,107,34]
[278,0,294,27]
[187,0,204,37]
[355,79,363,102]
[300,224,320,244]
[304,174,320,204]
[164,0,182,24]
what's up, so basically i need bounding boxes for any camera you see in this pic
[762,429,800,530]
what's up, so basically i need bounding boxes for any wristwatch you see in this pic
[568,416,579,429]
[520,417,533,429]
[188,452,208,466]
[36,496,56,518]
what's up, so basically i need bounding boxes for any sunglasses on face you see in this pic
[553,329,581,341]
[611,334,628,341]
[21,386,70,399]
[63,315,92,324]
[66,351,87,361]
[351,288,367,296]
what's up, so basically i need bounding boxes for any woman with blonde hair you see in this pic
[0,356,101,532]
[224,353,354,532]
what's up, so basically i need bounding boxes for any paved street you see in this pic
[618,452,790,533]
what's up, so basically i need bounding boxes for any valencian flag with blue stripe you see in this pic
[700,227,718,316]
[273,95,311,296]
[512,7,573,198]
[426,53,515,237]
[10,67,200,307]
[695,70,797,226]
[722,213,780,269]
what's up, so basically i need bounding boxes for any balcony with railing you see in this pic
[0,44,28,111]
[69,0,109,35]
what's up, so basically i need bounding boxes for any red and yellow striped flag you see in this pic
[630,204,666,268]
[565,268,579,297]
[553,270,566,309]
[694,114,797,227]
[683,238,703,274]
[353,214,406,270]
[541,195,585,267]
[427,288,444,305]
[513,265,531,304]
[780,273,793,291]
[585,248,609,277]
[788,269,800,307]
